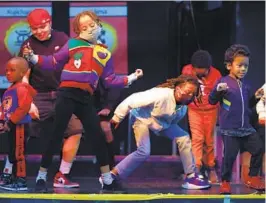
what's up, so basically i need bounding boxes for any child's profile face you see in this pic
[174,83,197,105]
[227,55,249,79]
[5,62,24,83]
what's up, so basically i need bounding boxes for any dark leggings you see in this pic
[41,88,109,169]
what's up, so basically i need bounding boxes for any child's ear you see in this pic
[226,63,231,71]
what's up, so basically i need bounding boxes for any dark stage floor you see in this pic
[0,177,264,203]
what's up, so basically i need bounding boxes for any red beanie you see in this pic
[27,9,51,28]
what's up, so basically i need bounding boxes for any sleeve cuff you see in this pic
[127,73,138,86]
[112,115,122,123]
[30,54,39,65]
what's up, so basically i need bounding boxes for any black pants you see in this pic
[41,88,109,169]
[221,133,263,181]
[8,124,28,178]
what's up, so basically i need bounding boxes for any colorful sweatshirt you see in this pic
[0,83,36,124]
[33,38,128,94]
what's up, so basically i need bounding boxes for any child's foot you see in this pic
[0,173,12,186]
[0,177,27,191]
[53,171,80,188]
[182,173,211,189]
[35,178,47,192]
[244,176,265,191]
[101,179,126,194]
[220,181,231,194]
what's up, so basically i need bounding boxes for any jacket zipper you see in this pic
[237,80,244,127]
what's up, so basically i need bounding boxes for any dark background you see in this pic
[0,1,265,156]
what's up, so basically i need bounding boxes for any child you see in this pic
[0,57,36,191]
[209,44,265,194]
[23,11,143,192]
[182,50,221,183]
[256,83,266,125]
[107,75,211,190]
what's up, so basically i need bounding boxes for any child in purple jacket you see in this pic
[209,44,265,194]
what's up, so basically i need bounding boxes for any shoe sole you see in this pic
[220,192,231,194]
[0,185,28,191]
[35,188,48,193]
[100,189,127,194]
[182,183,211,190]
[244,183,265,191]
[53,183,80,188]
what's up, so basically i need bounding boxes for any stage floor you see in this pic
[0,177,264,203]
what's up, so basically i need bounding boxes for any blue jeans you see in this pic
[115,107,196,179]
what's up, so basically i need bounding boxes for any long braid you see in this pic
[157,78,181,89]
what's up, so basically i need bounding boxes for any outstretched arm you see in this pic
[23,41,69,70]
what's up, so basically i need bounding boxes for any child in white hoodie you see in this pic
[108,75,211,190]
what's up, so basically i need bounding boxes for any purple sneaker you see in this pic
[182,173,211,190]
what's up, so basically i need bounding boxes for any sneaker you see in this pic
[99,171,118,187]
[182,173,211,190]
[244,176,265,191]
[220,181,231,194]
[53,172,79,188]
[0,177,27,191]
[35,178,47,192]
[101,179,126,194]
[0,173,12,186]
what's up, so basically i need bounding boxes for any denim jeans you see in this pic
[115,107,196,179]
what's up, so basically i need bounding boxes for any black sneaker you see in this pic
[0,173,12,186]
[101,179,126,194]
[0,177,28,191]
[35,179,47,192]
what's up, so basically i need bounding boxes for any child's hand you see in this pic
[98,108,111,117]
[216,83,229,92]
[255,88,264,99]
[22,42,34,59]
[29,103,40,120]
[110,119,119,130]
[134,69,143,79]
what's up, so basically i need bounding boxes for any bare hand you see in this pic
[134,69,143,79]
[217,83,229,92]
[110,119,119,129]
[22,42,34,59]
[98,108,111,116]
[29,103,40,120]
[255,88,264,99]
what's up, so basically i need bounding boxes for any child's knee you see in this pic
[136,146,150,159]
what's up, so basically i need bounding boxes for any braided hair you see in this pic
[157,74,202,104]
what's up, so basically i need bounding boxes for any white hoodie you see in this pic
[256,83,266,120]
[112,87,187,133]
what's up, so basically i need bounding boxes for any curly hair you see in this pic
[157,74,202,103]
[224,44,250,65]
[73,11,101,35]
[191,50,212,69]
